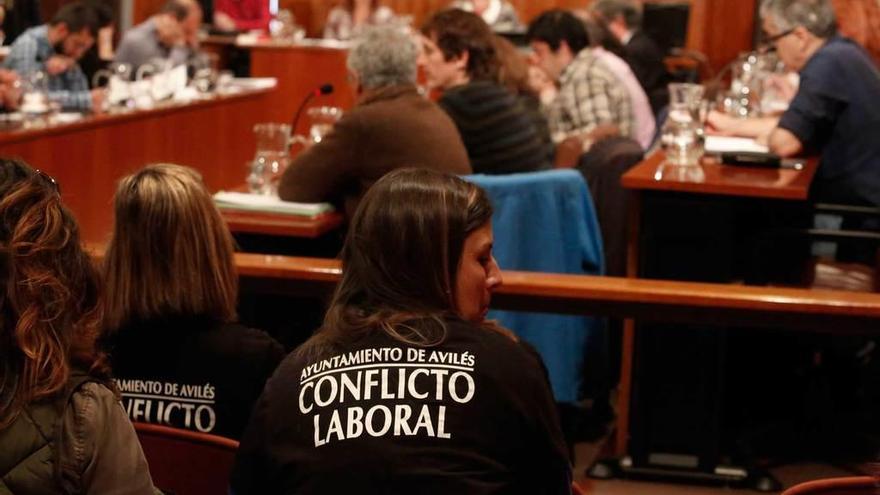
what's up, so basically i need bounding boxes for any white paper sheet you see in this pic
[704,135,770,154]
[214,191,334,217]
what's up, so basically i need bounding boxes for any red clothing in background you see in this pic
[214,0,271,31]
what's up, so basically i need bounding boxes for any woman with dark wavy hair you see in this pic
[232,168,570,494]
[0,159,158,493]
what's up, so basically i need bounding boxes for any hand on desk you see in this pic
[0,69,21,110]
[45,55,75,76]
[705,110,738,136]
[91,88,107,113]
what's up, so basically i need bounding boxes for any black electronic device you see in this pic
[720,151,804,170]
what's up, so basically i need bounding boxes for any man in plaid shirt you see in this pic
[3,2,104,112]
[527,10,633,148]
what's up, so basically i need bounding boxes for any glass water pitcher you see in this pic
[660,83,706,167]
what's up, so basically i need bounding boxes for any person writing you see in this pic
[708,0,880,209]
[3,2,105,111]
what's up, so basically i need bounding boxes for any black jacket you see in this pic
[109,315,285,439]
[624,30,671,115]
[231,318,571,494]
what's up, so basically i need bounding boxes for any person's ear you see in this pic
[55,23,70,39]
[792,26,811,51]
[454,50,469,72]
[558,40,571,58]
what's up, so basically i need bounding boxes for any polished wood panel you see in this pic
[686,0,758,75]
[248,43,356,135]
[221,209,344,238]
[136,0,752,79]
[0,88,275,244]
[621,150,818,200]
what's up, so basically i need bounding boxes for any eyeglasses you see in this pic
[35,169,60,194]
[761,28,795,45]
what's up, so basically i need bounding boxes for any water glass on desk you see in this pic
[247,153,289,195]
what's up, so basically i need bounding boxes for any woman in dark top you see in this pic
[231,168,570,494]
[103,164,284,440]
[419,9,551,175]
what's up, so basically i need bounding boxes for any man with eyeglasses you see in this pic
[2,1,105,112]
[708,0,880,209]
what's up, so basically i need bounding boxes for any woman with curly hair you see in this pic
[0,159,158,494]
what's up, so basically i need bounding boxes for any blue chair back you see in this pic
[466,169,604,403]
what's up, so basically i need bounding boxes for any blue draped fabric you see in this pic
[466,170,604,403]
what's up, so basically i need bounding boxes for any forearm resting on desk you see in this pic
[707,111,778,139]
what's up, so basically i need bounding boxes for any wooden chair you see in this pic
[572,481,589,494]
[782,476,880,495]
[134,422,239,495]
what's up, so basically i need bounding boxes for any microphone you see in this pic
[291,83,334,134]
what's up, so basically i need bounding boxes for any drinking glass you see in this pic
[306,106,343,143]
[250,123,292,194]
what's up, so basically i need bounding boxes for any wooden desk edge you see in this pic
[621,151,819,201]
[0,87,275,146]
[85,246,880,327]
[221,210,344,238]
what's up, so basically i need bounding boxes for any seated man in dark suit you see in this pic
[278,26,472,219]
[590,0,671,115]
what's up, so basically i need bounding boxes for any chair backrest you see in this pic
[134,422,239,495]
[572,481,589,495]
[782,476,880,495]
[465,169,604,404]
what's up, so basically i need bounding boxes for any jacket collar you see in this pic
[357,84,421,106]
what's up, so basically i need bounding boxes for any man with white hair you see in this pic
[709,0,880,208]
[278,26,471,219]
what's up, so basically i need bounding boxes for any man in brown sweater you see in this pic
[278,26,472,218]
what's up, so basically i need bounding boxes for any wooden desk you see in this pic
[220,209,344,239]
[0,87,275,244]
[622,151,819,201]
[615,150,822,485]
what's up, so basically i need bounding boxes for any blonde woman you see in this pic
[104,164,285,439]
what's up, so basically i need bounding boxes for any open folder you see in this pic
[214,191,335,218]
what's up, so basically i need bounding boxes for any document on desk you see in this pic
[214,191,334,217]
[704,136,770,154]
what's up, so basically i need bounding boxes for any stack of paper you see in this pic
[704,135,770,154]
[228,78,278,90]
[214,191,334,217]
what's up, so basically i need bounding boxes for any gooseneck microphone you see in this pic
[291,83,334,133]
